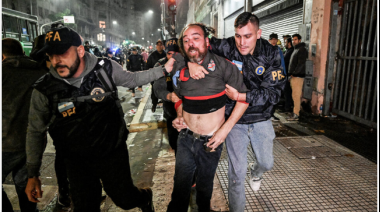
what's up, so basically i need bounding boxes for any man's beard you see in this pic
[54,54,81,78]
[186,43,207,63]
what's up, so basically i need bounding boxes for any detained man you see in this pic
[167,23,249,212]
[175,13,286,212]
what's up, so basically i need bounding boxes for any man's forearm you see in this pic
[176,103,183,117]
[113,65,164,88]
[221,102,248,131]
[26,90,50,177]
[238,93,247,102]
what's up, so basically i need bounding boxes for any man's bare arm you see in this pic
[207,102,249,150]
[172,101,187,131]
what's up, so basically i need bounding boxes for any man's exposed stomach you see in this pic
[183,106,225,135]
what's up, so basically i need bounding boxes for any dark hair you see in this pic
[269,33,278,40]
[2,38,24,57]
[178,23,215,56]
[292,34,302,40]
[51,22,64,29]
[286,37,293,48]
[234,12,260,29]
[156,40,163,45]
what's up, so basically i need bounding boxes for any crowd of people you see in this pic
[2,11,308,212]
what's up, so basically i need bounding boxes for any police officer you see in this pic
[105,48,118,62]
[127,47,145,96]
[25,26,175,212]
[84,41,94,54]
[152,38,181,153]
[180,13,286,212]
[115,47,125,66]
[147,40,166,111]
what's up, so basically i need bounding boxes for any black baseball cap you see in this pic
[165,38,179,53]
[269,33,278,40]
[38,26,82,55]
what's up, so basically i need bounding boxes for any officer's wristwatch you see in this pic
[162,64,169,76]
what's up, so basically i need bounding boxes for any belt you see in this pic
[181,129,212,140]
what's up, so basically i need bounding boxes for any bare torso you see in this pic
[183,106,226,135]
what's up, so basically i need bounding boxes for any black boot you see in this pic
[57,187,71,207]
[140,188,154,212]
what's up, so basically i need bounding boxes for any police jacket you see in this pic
[127,54,144,71]
[26,52,166,177]
[2,56,45,152]
[288,42,307,78]
[209,37,286,124]
[147,50,166,69]
[152,57,177,118]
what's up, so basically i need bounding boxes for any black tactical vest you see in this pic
[34,58,128,157]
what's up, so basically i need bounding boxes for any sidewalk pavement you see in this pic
[121,87,377,211]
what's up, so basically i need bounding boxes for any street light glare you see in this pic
[113,21,117,24]
[149,10,153,14]
[132,32,135,35]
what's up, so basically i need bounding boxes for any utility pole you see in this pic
[244,0,252,12]
[160,0,166,40]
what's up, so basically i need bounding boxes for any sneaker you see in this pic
[271,116,280,122]
[140,188,154,212]
[286,113,299,121]
[249,177,263,192]
[248,162,263,192]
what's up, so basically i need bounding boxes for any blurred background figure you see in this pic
[2,38,46,212]
[127,47,145,97]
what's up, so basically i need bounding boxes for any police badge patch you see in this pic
[208,59,216,71]
[91,87,106,102]
[255,66,265,75]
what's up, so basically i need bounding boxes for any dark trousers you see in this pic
[64,148,147,212]
[55,150,69,196]
[284,80,294,111]
[167,130,223,212]
[2,151,38,212]
[150,82,158,106]
[165,115,179,154]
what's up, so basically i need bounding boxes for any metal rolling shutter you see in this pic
[258,5,303,40]
[224,7,244,38]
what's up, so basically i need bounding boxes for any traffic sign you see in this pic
[63,16,75,23]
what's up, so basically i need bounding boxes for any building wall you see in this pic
[308,0,331,114]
